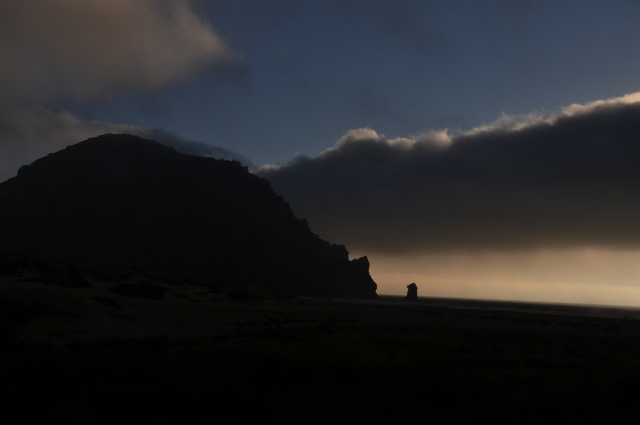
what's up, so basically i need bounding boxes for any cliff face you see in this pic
[0,134,377,298]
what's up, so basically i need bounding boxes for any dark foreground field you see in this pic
[2,260,640,423]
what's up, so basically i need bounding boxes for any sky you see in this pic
[2,0,640,305]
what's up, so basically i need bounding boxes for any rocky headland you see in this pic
[0,134,377,298]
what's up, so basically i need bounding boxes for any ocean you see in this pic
[300,294,640,320]
[382,295,640,319]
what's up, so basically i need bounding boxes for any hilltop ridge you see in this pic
[0,134,377,298]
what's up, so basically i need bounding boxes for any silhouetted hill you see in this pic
[0,134,377,298]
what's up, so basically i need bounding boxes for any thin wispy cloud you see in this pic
[0,107,251,183]
[0,0,248,182]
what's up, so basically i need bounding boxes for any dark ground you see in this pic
[2,262,640,424]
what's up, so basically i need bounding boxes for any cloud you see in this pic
[258,92,640,255]
[0,0,244,103]
[467,91,640,135]
[0,1,251,182]
[0,107,252,183]
[143,129,254,168]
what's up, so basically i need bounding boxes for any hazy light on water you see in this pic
[361,248,640,307]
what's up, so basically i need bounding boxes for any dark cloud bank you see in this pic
[259,101,640,255]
